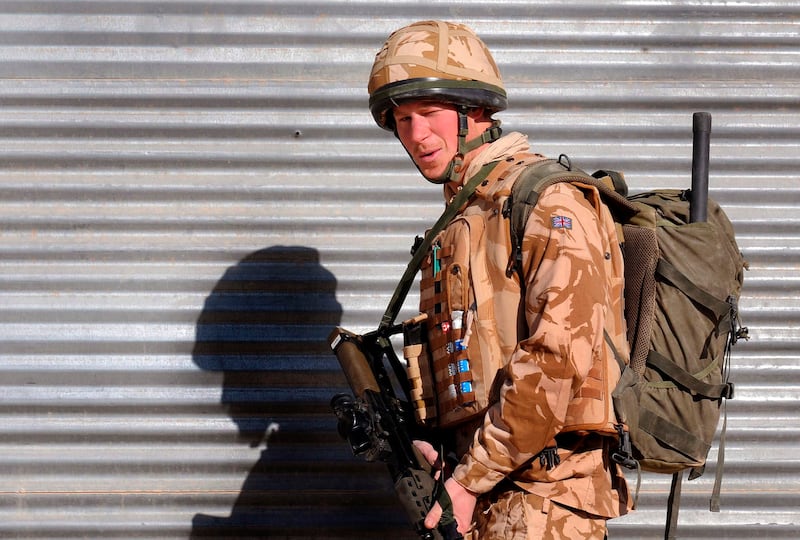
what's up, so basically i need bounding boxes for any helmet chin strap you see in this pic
[398,106,503,185]
[429,107,503,185]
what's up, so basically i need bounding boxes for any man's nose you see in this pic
[408,115,430,142]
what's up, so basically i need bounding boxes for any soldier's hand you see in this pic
[412,440,442,478]
[413,440,476,534]
[423,477,476,535]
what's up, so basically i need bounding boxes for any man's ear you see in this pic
[466,107,487,121]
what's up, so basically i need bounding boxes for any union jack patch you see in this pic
[551,215,573,229]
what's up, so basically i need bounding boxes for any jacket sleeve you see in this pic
[452,183,613,495]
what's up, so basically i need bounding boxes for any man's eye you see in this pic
[424,108,449,118]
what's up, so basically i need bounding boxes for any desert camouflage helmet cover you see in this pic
[368,20,507,130]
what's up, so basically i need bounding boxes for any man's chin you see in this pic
[417,164,448,183]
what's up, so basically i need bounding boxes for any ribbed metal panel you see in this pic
[0,1,797,538]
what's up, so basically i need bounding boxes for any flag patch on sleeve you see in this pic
[551,215,573,229]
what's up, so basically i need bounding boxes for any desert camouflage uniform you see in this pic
[435,135,632,539]
[367,19,631,539]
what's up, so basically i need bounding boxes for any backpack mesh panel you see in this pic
[622,225,658,374]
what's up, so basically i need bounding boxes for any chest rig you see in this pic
[403,154,545,428]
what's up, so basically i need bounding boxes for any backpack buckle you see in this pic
[410,235,424,256]
[723,382,734,400]
[612,424,638,470]
[538,446,561,470]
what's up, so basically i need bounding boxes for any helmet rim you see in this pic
[369,77,507,131]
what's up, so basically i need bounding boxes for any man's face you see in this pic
[392,101,459,181]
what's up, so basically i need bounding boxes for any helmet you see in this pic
[368,20,507,131]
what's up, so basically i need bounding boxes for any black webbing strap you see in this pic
[665,470,683,540]
[377,160,502,334]
[604,330,626,373]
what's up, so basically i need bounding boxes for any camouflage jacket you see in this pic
[445,134,632,519]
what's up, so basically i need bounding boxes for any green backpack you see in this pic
[506,153,748,538]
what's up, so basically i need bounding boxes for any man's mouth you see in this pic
[416,148,440,163]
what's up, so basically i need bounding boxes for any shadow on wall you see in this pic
[189,246,414,539]
[191,246,341,538]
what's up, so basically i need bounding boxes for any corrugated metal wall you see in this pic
[1,1,798,538]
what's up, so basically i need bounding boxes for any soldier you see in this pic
[367,20,632,539]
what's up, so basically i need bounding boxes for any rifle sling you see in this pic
[378,160,502,334]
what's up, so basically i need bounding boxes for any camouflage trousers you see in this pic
[465,490,608,540]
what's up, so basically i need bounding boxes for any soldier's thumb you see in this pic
[423,502,443,530]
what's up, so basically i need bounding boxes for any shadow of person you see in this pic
[189,246,345,538]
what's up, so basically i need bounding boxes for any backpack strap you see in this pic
[593,169,629,197]
[656,259,732,330]
[505,155,638,281]
[647,350,733,400]
[665,471,684,540]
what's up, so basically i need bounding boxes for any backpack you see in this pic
[506,154,749,538]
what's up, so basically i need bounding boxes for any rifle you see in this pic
[327,161,502,540]
[329,326,462,540]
